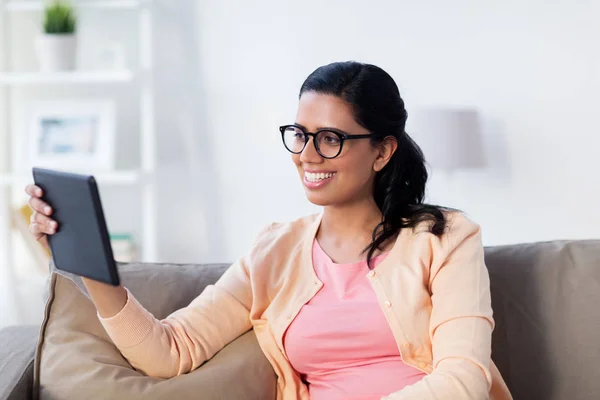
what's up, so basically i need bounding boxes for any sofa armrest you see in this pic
[0,325,39,400]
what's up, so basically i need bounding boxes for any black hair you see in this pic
[299,61,450,268]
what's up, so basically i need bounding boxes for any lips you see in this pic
[302,171,336,190]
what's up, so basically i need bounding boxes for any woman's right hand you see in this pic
[25,183,128,318]
[25,183,57,252]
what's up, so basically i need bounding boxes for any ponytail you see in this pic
[365,131,447,268]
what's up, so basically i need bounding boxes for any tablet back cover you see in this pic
[32,168,120,286]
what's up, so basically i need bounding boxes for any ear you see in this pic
[373,136,398,172]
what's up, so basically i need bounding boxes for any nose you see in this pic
[299,136,323,164]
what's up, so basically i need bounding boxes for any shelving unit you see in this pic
[0,170,143,186]
[0,0,157,316]
[0,69,135,85]
[3,0,143,12]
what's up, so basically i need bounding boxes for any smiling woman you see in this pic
[24,61,512,400]
[283,63,448,268]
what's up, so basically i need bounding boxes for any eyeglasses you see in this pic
[279,124,373,159]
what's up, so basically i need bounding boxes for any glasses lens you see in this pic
[316,131,342,158]
[282,126,306,153]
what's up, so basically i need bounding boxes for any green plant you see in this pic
[43,1,76,34]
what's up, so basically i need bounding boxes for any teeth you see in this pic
[305,172,334,182]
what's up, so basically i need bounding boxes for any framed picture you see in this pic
[25,99,116,172]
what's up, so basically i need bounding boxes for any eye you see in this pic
[319,131,341,145]
[284,126,304,139]
[283,126,307,153]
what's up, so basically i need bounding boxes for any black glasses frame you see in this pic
[279,124,373,159]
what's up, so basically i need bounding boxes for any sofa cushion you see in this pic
[33,263,277,400]
[486,240,600,400]
[0,325,39,400]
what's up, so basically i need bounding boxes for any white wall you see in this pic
[186,0,600,258]
[4,0,600,270]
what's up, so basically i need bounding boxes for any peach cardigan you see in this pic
[100,212,512,399]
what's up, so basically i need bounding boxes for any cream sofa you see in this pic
[1,239,599,400]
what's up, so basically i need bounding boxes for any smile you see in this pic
[304,172,336,182]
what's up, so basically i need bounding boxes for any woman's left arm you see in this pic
[383,214,494,400]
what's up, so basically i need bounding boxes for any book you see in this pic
[11,203,51,274]
[110,233,137,263]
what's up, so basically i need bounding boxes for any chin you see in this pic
[305,194,331,207]
[303,188,340,207]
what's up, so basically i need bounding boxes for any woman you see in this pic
[26,61,512,400]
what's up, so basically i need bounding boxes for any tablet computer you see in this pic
[32,167,120,286]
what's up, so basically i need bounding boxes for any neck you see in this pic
[319,197,383,242]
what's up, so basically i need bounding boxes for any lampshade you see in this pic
[407,108,485,170]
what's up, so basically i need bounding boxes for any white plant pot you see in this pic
[35,34,77,72]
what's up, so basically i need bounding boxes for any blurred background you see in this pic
[0,0,598,329]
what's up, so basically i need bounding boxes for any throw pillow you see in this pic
[33,263,276,400]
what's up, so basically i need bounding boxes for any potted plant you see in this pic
[36,1,77,71]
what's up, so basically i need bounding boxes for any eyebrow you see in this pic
[293,122,349,133]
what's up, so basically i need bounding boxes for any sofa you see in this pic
[1,239,599,400]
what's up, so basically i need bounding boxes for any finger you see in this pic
[28,197,52,215]
[25,184,43,197]
[32,212,57,232]
[30,219,55,236]
[29,222,46,239]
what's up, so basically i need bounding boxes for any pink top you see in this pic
[283,240,426,400]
